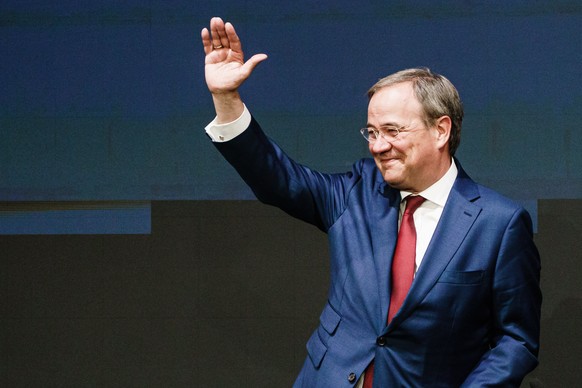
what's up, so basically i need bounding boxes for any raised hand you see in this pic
[201,17,267,95]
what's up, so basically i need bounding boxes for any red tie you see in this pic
[363,195,426,388]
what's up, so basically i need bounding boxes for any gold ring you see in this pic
[214,45,223,49]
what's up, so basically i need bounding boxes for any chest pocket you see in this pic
[438,270,485,285]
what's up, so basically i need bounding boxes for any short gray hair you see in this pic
[368,68,463,156]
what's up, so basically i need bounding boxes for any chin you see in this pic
[382,175,403,188]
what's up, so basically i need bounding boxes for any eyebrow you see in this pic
[365,122,403,129]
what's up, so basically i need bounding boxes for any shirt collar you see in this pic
[400,159,458,208]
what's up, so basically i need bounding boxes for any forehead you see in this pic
[367,82,424,125]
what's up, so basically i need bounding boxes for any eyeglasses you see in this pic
[360,125,407,143]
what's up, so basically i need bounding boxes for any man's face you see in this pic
[367,82,446,193]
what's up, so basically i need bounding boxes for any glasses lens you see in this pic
[361,126,404,143]
[360,128,375,142]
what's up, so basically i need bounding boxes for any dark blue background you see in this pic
[0,3,581,385]
[1,1,580,206]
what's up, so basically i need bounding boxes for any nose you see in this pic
[370,136,392,154]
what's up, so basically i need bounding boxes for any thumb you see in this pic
[241,53,268,75]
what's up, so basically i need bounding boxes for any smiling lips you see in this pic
[379,157,400,165]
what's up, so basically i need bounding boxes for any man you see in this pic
[201,17,541,387]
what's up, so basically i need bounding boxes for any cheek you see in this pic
[407,143,432,163]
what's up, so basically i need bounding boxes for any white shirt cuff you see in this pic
[204,104,251,142]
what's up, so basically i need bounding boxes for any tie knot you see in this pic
[404,195,425,215]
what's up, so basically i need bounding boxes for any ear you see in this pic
[434,115,452,151]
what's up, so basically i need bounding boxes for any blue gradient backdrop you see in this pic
[1,1,580,232]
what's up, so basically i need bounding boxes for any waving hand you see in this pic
[201,17,267,122]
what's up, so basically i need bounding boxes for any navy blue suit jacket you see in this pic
[214,117,541,387]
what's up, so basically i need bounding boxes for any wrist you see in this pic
[211,91,244,124]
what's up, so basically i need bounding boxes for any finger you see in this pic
[216,19,231,49]
[201,28,212,55]
[210,17,226,49]
[224,22,240,52]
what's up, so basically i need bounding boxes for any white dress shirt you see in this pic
[205,104,251,142]
[400,160,458,274]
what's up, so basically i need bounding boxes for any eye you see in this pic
[367,128,378,139]
[380,126,400,138]
[387,128,399,137]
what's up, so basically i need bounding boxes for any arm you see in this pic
[201,18,360,231]
[462,208,542,387]
[214,115,361,232]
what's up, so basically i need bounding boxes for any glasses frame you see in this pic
[359,125,407,143]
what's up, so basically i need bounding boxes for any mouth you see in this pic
[379,157,399,166]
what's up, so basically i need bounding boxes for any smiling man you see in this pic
[201,17,541,387]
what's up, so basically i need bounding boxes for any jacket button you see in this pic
[376,336,386,346]
[347,372,357,383]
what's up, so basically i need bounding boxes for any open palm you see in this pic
[201,18,267,95]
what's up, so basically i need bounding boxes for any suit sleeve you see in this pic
[461,207,542,387]
[213,116,361,232]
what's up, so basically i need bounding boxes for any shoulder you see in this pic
[454,162,532,228]
[344,158,389,194]
[455,160,521,211]
[351,158,385,183]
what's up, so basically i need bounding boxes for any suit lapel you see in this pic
[371,184,400,330]
[386,169,482,331]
